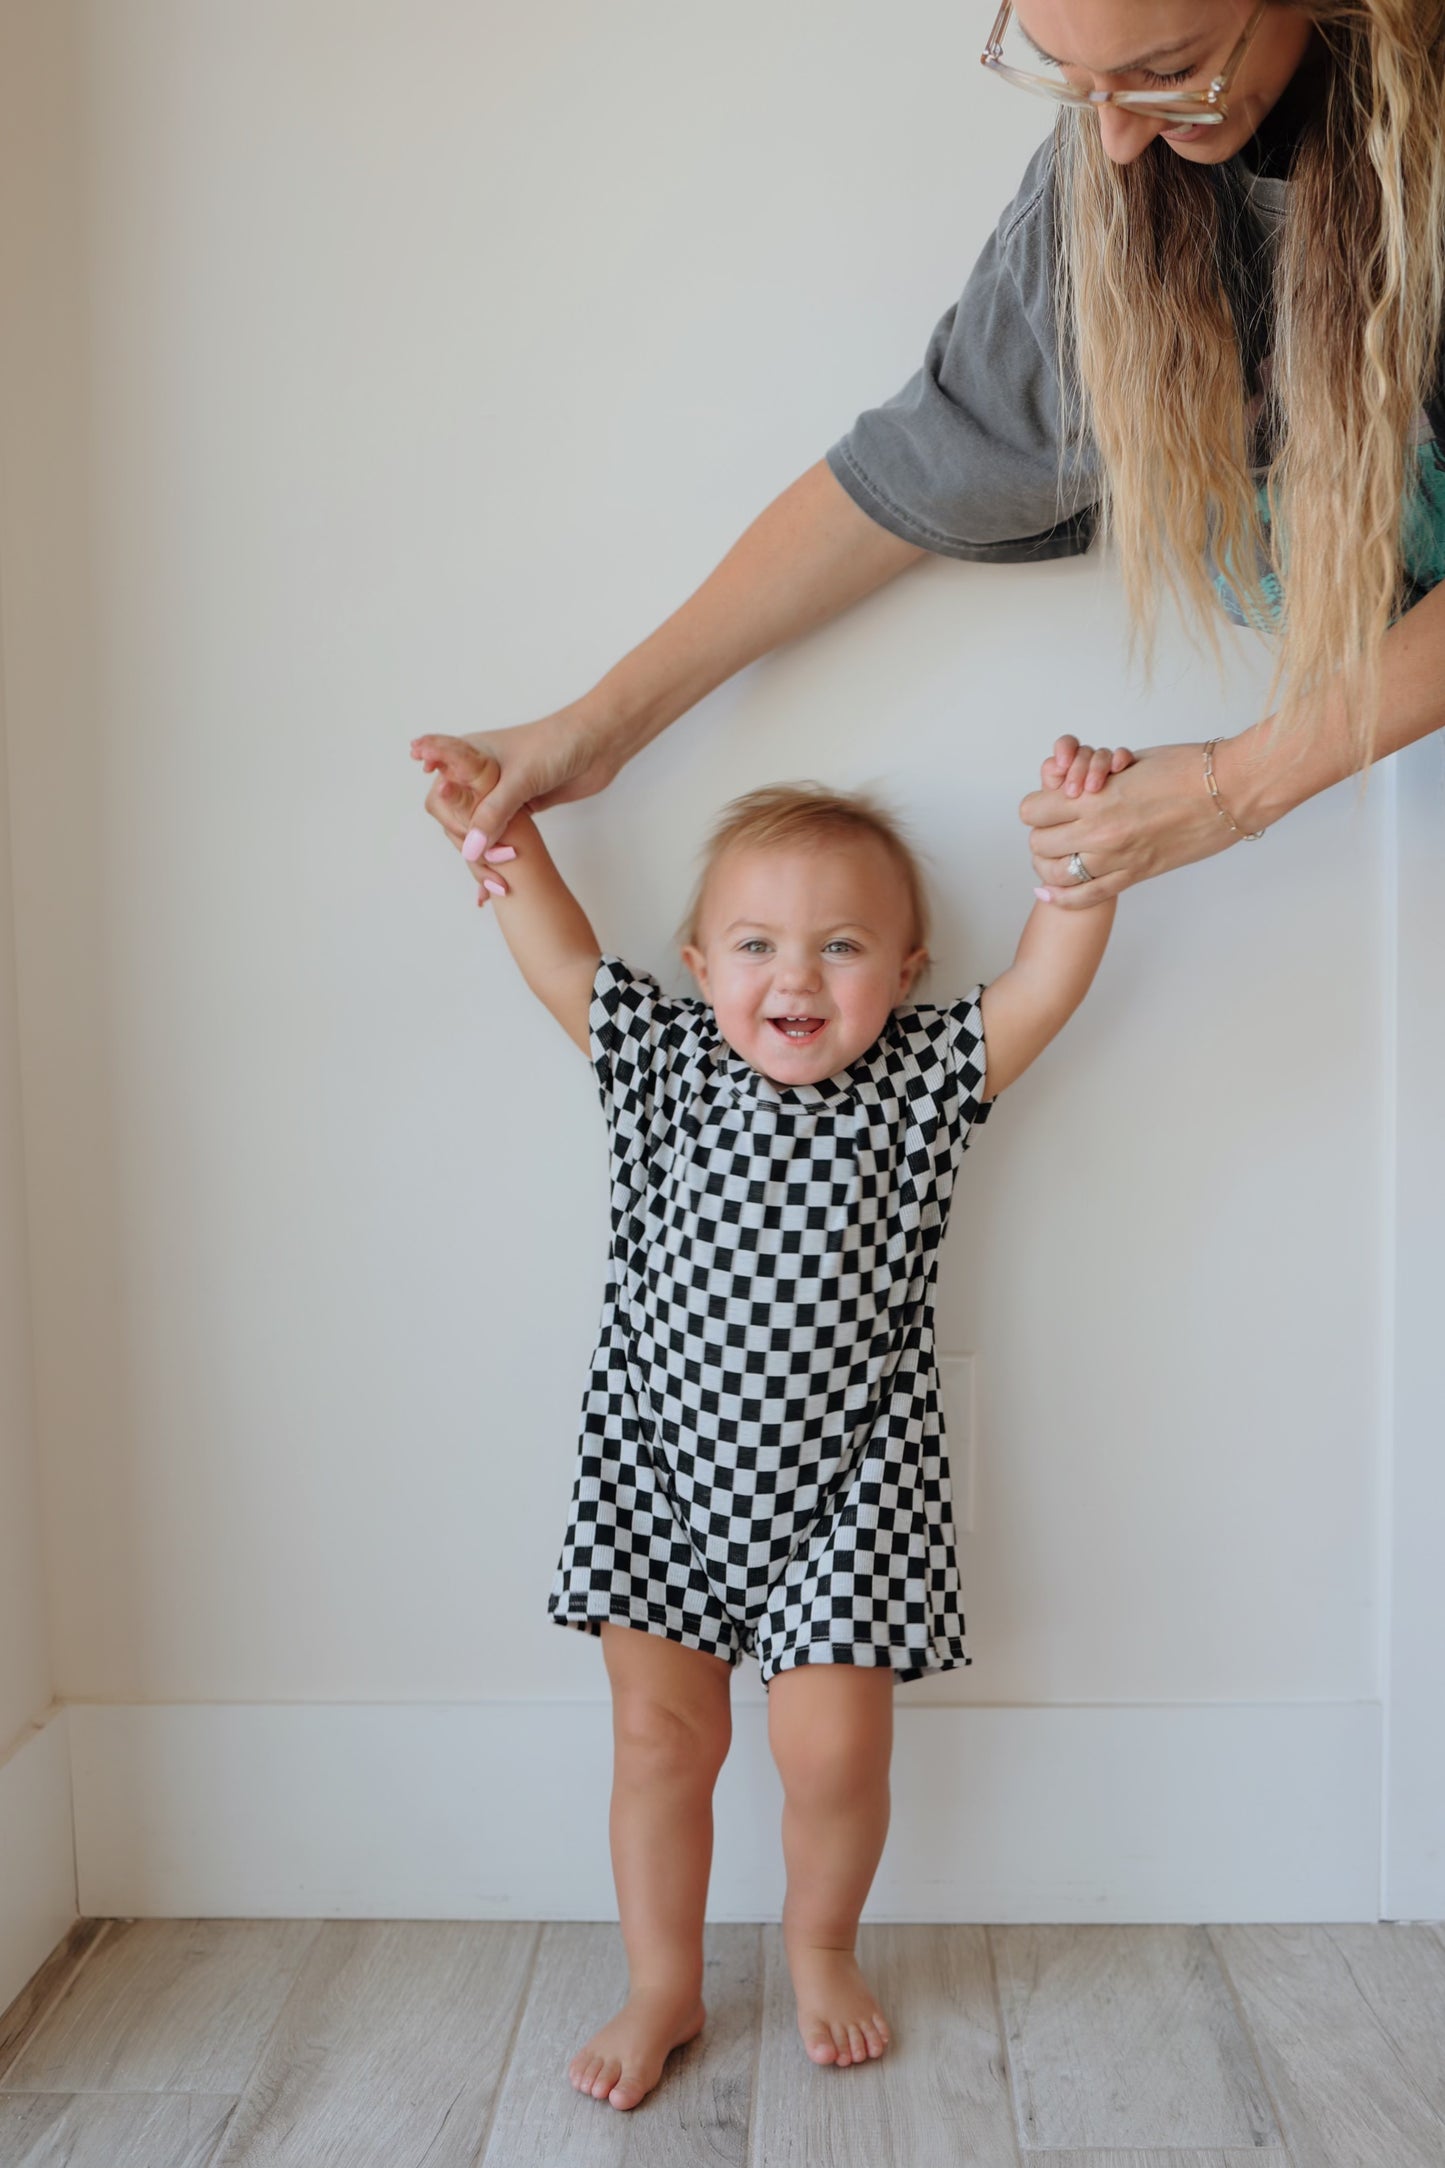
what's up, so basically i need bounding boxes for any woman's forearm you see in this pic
[1218,578,1445,829]
[577,460,925,764]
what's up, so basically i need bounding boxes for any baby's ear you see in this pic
[680,944,709,996]
[898,946,929,999]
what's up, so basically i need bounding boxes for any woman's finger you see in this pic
[461,850,509,906]
[1110,745,1137,772]
[1083,746,1116,792]
[1034,866,1129,908]
[1032,846,1106,888]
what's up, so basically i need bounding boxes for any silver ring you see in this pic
[1067,851,1093,884]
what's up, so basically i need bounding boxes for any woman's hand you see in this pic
[411,703,622,857]
[414,738,522,907]
[1022,736,1241,905]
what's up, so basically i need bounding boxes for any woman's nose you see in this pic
[1095,105,1164,164]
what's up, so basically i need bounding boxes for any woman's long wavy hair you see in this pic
[1056,1,1445,758]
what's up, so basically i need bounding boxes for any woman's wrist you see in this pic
[1208,718,1320,833]
[573,667,681,774]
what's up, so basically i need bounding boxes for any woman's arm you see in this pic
[1019,580,1445,906]
[413,460,924,858]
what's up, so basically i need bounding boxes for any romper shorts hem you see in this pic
[550,1595,971,1687]
[548,1594,745,1669]
[767,1635,973,1688]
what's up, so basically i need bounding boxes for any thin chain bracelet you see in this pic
[1202,738,1266,840]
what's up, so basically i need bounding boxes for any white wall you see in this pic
[0,570,75,2007]
[0,0,79,2003]
[0,0,1413,1919]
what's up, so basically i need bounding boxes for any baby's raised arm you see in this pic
[979,745,1123,1098]
[414,737,601,1055]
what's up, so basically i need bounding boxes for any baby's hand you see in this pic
[412,735,516,904]
[1040,735,1137,798]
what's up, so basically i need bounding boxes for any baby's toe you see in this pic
[608,2062,650,2112]
[591,2057,622,2101]
[804,2021,838,2065]
[861,2013,889,2059]
[846,2021,869,2065]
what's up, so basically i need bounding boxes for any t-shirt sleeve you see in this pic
[825,135,1097,563]
[588,953,692,1130]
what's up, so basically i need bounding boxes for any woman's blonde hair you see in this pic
[678,783,931,955]
[1057,0,1445,759]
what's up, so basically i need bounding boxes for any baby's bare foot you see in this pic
[567,1986,706,2111]
[787,1943,890,2068]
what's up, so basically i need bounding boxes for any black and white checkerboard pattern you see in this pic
[549,955,991,1685]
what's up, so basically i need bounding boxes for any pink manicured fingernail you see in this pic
[462,829,487,862]
[1034,887,1053,902]
[483,845,517,863]
[483,878,506,897]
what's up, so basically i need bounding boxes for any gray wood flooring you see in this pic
[1,1917,1443,2166]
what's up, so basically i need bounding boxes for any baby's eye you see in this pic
[738,938,771,955]
[824,940,859,956]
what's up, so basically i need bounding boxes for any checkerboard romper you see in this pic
[548,955,992,1686]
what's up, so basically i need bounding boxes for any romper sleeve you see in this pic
[825,134,1098,563]
[944,985,992,1148]
[588,953,699,1132]
[890,987,993,1157]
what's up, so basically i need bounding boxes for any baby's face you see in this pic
[681,839,926,1086]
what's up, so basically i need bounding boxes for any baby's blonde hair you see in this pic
[678,782,931,957]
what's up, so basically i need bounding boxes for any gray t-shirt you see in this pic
[826,136,1095,566]
[826,134,1445,608]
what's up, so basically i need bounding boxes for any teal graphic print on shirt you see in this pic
[1214,432,1445,628]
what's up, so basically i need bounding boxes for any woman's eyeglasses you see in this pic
[981,2,1267,126]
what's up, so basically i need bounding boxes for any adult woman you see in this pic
[417,0,1445,893]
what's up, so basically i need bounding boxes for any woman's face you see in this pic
[1011,1,1316,165]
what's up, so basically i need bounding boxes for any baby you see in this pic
[412,737,1120,2111]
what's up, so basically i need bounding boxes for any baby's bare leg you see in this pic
[568,1624,733,2112]
[768,1662,895,2068]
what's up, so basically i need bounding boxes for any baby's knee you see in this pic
[776,1727,887,1811]
[769,1676,892,1805]
[612,1693,730,1787]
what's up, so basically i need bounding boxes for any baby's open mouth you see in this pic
[769,1016,826,1042]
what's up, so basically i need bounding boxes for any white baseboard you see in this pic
[69,1699,1382,1923]
[0,1711,76,2013]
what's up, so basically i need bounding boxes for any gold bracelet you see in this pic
[1202,738,1266,840]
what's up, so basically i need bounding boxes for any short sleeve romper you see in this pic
[548,955,992,1687]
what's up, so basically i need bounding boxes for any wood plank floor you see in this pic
[1,1919,1442,2166]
